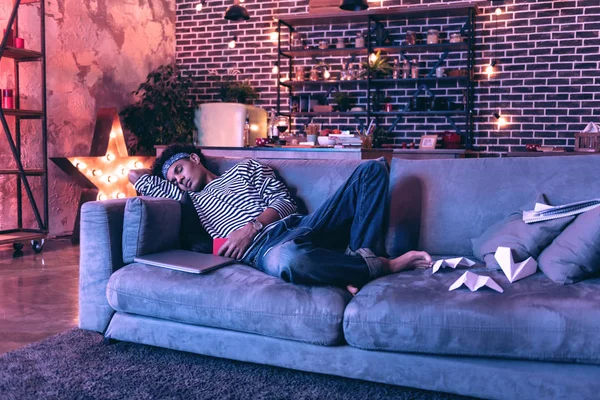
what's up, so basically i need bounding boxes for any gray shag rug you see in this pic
[0,329,470,400]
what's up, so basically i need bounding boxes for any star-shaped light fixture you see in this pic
[51,108,154,243]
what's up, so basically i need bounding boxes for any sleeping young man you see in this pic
[129,144,432,294]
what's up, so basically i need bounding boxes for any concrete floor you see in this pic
[0,238,79,355]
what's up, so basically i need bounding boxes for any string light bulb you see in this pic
[196,1,206,12]
[270,31,279,43]
[105,153,115,162]
[494,112,507,128]
[75,161,87,170]
[485,60,497,77]
[228,36,237,49]
[323,69,331,80]
[272,63,279,74]
[92,169,103,177]
[495,7,502,15]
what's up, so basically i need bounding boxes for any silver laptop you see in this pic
[134,250,235,274]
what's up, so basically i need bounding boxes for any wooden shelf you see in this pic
[0,168,45,175]
[0,230,46,246]
[281,112,368,117]
[281,47,367,58]
[374,43,468,54]
[277,2,483,27]
[371,111,465,116]
[1,46,42,61]
[371,76,469,84]
[1,108,44,118]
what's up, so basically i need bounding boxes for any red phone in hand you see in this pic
[213,238,227,256]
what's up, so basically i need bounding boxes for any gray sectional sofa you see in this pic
[79,155,600,400]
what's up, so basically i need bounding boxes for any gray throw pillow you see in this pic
[538,205,600,284]
[122,196,181,264]
[472,194,575,269]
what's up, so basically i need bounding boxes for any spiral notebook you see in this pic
[134,250,235,274]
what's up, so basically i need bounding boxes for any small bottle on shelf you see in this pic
[243,115,250,147]
[411,59,419,79]
[402,59,410,79]
[392,59,401,80]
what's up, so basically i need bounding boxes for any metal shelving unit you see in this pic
[276,2,481,149]
[0,0,48,256]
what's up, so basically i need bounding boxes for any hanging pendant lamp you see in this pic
[339,0,368,12]
[224,0,250,22]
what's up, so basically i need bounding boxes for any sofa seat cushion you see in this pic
[343,266,600,364]
[107,263,352,346]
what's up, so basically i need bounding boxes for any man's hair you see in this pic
[152,144,205,178]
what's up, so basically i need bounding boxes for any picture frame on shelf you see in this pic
[419,135,438,150]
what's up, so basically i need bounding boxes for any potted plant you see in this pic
[372,126,389,148]
[362,50,392,79]
[332,92,353,112]
[119,63,196,155]
[371,91,391,112]
[210,68,259,104]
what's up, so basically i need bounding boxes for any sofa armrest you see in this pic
[79,199,128,333]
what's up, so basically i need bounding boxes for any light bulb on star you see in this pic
[105,153,115,162]
[97,193,107,201]
[92,169,103,177]
[75,161,87,170]
[109,130,117,139]
[106,175,117,183]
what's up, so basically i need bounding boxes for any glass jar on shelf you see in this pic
[427,29,440,44]
[355,32,365,48]
[402,59,410,79]
[404,30,416,46]
[309,67,319,81]
[294,66,305,81]
[411,59,419,79]
[449,33,463,43]
[392,58,401,79]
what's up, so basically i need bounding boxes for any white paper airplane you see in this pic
[432,257,477,274]
[449,271,504,293]
[494,246,538,283]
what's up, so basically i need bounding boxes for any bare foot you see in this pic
[346,285,360,296]
[386,251,432,274]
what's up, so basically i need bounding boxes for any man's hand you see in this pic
[218,223,259,260]
[128,168,152,185]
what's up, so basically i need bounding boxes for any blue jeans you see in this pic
[241,159,389,287]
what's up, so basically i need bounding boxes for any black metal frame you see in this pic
[0,0,48,247]
[276,4,478,149]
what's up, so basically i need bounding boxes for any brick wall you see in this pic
[175,0,600,155]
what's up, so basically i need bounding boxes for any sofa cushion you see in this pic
[538,206,600,284]
[471,194,574,269]
[107,263,352,345]
[387,156,600,258]
[343,266,600,364]
[122,197,182,264]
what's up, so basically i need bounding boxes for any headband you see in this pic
[162,152,190,179]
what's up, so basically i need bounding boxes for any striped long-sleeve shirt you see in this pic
[133,159,297,241]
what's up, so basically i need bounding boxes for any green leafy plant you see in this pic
[332,92,353,112]
[119,63,196,155]
[362,50,392,78]
[372,126,389,148]
[210,68,258,104]
[371,91,391,112]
